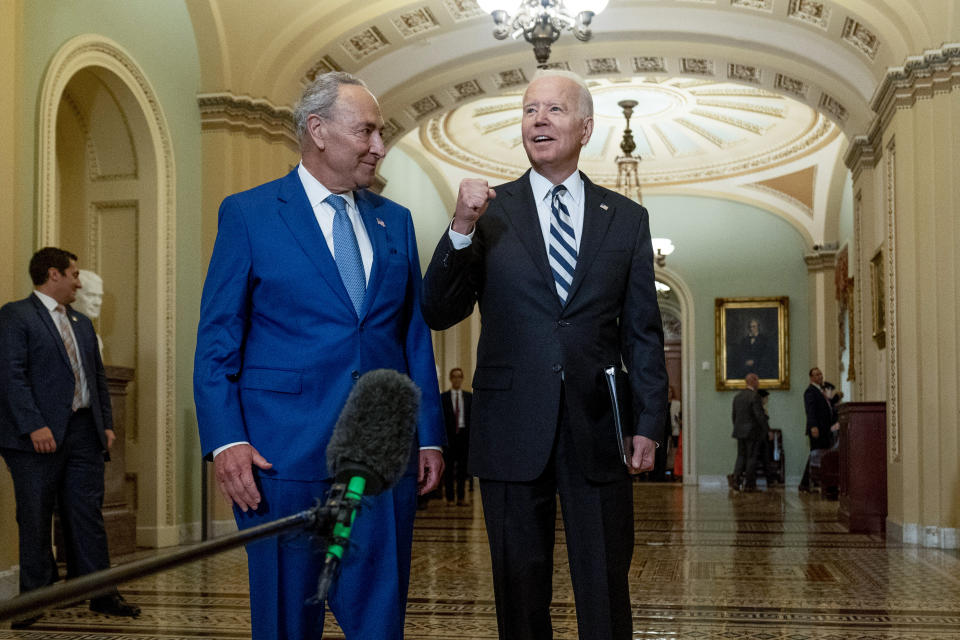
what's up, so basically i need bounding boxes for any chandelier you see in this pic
[477,0,610,67]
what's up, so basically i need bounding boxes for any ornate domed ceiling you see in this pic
[419,76,838,187]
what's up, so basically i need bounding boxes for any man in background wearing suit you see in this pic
[728,373,767,492]
[799,366,835,492]
[0,248,139,627]
[440,367,472,505]
[194,72,444,640]
[422,70,668,640]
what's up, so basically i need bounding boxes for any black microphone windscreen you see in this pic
[326,369,420,495]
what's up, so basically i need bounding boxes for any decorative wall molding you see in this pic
[197,92,296,145]
[850,44,960,176]
[852,192,864,394]
[871,43,960,115]
[803,247,837,273]
[884,137,899,463]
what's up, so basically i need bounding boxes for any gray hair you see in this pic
[293,71,366,140]
[528,69,593,118]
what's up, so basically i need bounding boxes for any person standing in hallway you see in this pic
[0,247,139,627]
[193,71,445,640]
[422,69,668,640]
[799,367,834,492]
[440,367,472,505]
[728,373,767,492]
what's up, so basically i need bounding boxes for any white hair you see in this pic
[528,69,593,118]
[293,71,367,140]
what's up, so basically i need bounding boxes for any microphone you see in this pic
[315,368,420,601]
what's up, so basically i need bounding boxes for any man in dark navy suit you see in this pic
[0,247,139,626]
[422,70,668,640]
[799,366,835,492]
[440,367,472,505]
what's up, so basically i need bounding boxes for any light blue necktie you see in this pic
[547,184,577,304]
[326,194,365,314]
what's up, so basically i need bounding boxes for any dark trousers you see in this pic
[479,402,634,640]
[732,434,763,488]
[443,430,469,502]
[0,409,110,593]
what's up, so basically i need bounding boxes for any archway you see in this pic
[38,35,178,548]
[654,267,697,484]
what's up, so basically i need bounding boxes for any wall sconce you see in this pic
[651,238,675,267]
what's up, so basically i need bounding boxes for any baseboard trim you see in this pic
[0,566,18,601]
[888,521,959,549]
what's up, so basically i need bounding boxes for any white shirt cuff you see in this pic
[448,221,474,249]
[212,441,249,457]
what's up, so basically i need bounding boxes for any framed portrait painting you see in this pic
[715,296,790,390]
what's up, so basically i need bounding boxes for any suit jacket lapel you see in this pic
[31,294,73,370]
[502,172,558,302]
[355,190,385,320]
[275,169,356,313]
[565,174,615,305]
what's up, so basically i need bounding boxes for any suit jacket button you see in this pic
[351,370,360,380]
[552,364,563,373]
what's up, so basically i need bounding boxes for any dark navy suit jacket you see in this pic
[422,171,668,483]
[0,293,112,455]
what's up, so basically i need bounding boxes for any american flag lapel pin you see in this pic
[376,218,386,228]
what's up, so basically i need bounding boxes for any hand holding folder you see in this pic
[604,366,657,474]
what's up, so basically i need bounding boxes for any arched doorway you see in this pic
[655,269,696,484]
[38,36,178,548]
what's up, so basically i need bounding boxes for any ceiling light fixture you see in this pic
[477,0,610,67]
[615,99,642,204]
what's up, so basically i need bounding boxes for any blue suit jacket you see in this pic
[194,168,444,481]
[0,294,112,455]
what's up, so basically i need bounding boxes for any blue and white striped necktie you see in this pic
[547,184,577,304]
[326,194,366,314]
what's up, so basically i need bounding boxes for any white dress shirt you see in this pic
[451,389,466,431]
[297,163,373,283]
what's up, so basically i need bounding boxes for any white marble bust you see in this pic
[74,269,105,356]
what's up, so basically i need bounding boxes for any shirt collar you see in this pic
[529,168,583,208]
[297,163,357,211]
[33,290,59,311]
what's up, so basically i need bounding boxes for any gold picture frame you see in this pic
[870,248,886,349]
[715,296,790,390]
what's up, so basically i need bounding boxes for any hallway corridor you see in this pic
[2,483,958,639]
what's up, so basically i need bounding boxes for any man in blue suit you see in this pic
[194,72,444,640]
[0,247,139,626]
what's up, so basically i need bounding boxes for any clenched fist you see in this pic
[453,178,497,234]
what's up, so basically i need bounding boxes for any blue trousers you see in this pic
[235,472,418,640]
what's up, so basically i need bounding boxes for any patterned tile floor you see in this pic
[2,483,959,639]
